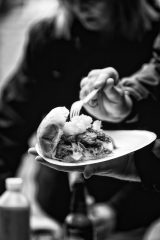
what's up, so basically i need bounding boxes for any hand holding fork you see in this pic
[70,67,132,122]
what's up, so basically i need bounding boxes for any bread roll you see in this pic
[37,107,69,158]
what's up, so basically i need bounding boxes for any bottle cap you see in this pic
[5,178,23,191]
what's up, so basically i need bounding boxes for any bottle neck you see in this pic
[70,181,87,214]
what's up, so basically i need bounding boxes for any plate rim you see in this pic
[35,130,157,167]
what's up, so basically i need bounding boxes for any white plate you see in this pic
[35,130,157,172]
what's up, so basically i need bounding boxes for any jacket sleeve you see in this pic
[83,32,160,125]
[120,34,160,190]
[120,32,160,109]
[0,22,50,193]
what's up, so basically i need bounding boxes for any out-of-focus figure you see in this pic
[0,0,160,239]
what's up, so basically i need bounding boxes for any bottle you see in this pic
[0,177,30,240]
[64,178,95,240]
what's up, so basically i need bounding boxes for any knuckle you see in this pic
[80,77,88,87]
[88,69,99,77]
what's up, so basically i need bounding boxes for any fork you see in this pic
[70,88,99,119]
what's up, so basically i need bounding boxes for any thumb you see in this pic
[28,147,38,156]
[83,164,96,179]
[83,163,106,179]
[103,78,123,102]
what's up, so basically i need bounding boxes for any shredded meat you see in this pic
[55,128,114,161]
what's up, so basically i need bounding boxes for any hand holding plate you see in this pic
[83,153,140,182]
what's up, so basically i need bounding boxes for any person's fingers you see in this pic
[87,68,118,82]
[83,165,97,179]
[124,87,142,100]
[103,78,124,102]
[80,75,97,99]
[80,68,119,101]
[81,72,111,100]
[35,156,44,162]
[81,68,116,90]
[93,72,109,90]
[79,86,90,99]
[102,67,119,84]
[83,155,124,179]
[84,154,136,181]
[83,162,111,179]
[28,147,38,156]
[80,70,100,88]
[122,86,146,100]
[104,78,114,92]
[88,69,101,79]
[92,68,118,90]
[80,77,89,88]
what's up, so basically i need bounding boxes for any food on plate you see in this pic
[37,107,116,162]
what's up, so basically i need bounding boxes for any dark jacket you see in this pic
[0,15,160,228]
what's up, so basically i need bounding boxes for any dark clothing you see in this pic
[0,14,160,230]
[0,16,160,177]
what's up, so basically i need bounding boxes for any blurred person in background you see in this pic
[1,0,160,239]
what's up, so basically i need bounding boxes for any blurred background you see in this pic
[0,1,60,239]
[1,1,159,240]
[0,0,58,87]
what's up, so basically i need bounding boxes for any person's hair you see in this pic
[53,0,160,40]
[112,0,160,40]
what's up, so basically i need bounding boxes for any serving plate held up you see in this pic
[35,130,157,172]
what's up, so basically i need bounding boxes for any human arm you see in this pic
[78,33,160,187]
[28,146,140,182]
[83,152,140,181]
[80,44,160,187]
[79,33,160,124]
[79,68,133,123]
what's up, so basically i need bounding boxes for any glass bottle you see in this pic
[0,177,30,240]
[64,178,96,240]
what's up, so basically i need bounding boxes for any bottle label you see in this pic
[0,207,30,240]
